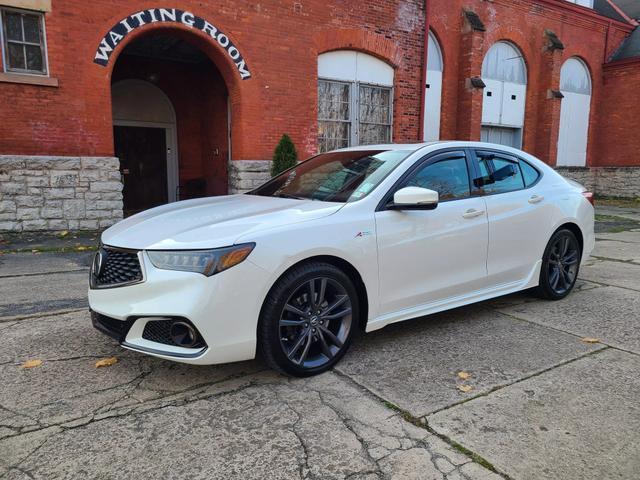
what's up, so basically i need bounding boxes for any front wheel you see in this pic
[536,228,581,300]
[258,262,359,377]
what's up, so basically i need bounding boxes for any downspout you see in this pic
[418,0,431,141]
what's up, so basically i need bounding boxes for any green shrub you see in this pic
[271,134,298,177]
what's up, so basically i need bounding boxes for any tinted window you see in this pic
[520,160,540,187]
[405,156,470,201]
[476,155,525,195]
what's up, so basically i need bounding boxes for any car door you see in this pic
[375,150,489,316]
[472,149,554,286]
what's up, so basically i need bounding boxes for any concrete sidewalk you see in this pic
[0,206,639,479]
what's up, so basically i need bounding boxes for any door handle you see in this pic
[528,195,544,204]
[462,208,485,219]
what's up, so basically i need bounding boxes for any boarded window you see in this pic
[1,8,47,74]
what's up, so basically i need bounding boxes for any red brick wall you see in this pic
[593,60,640,167]
[428,0,634,167]
[0,0,425,161]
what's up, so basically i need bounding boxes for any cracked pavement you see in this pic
[1,209,639,479]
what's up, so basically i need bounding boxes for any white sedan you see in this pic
[89,142,595,376]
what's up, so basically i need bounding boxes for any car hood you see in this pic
[102,194,343,250]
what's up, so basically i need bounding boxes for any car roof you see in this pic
[332,141,530,156]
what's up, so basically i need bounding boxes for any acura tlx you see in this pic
[89,141,595,376]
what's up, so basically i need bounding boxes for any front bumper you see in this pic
[88,250,272,365]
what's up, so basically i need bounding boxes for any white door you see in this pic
[474,150,553,285]
[424,31,443,142]
[375,151,488,315]
[557,58,592,167]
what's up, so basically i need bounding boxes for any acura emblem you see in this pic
[92,250,104,277]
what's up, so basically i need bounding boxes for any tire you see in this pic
[258,261,359,377]
[535,228,581,300]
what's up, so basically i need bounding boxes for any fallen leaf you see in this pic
[31,249,39,253]
[457,385,473,393]
[21,359,43,369]
[581,337,600,344]
[59,230,69,237]
[95,357,118,368]
[457,371,471,380]
[76,246,88,251]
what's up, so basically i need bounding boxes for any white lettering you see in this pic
[236,59,251,79]
[201,20,218,38]
[216,33,230,48]
[119,18,134,33]
[148,9,158,22]
[228,46,240,60]
[109,30,124,46]
[159,8,177,22]
[94,37,114,62]
[181,11,195,27]
[130,11,147,27]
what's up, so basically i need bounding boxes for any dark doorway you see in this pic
[111,31,230,216]
[114,125,168,216]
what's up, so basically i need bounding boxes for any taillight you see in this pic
[582,191,595,206]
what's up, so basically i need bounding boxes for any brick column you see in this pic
[456,10,486,141]
[534,30,565,165]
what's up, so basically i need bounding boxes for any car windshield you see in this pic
[250,149,412,203]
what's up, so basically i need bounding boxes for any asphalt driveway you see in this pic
[1,205,639,480]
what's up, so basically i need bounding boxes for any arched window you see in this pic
[317,51,394,152]
[424,31,443,142]
[481,42,527,148]
[557,58,592,166]
[481,42,527,84]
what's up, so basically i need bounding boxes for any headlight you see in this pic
[147,243,255,276]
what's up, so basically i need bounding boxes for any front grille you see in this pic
[93,247,143,287]
[142,319,206,348]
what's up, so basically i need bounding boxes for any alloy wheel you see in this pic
[547,233,580,295]
[279,277,353,369]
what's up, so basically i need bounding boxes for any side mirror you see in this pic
[388,187,439,210]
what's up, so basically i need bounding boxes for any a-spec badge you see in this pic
[354,231,373,238]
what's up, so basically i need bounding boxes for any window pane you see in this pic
[318,121,349,153]
[7,42,26,70]
[22,14,40,43]
[318,80,350,121]
[359,123,390,145]
[25,44,43,71]
[520,160,540,187]
[359,85,391,124]
[482,157,525,194]
[406,157,470,201]
[5,12,23,41]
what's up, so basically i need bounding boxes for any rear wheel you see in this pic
[536,228,581,300]
[258,262,358,377]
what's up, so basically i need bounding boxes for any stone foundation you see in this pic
[228,160,272,193]
[555,167,640,199]
[0,156,123,232]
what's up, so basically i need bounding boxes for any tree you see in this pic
[271,134,298,177]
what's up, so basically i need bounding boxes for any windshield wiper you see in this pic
[275,192,306,200]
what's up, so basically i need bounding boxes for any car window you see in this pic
[475,154,525,195]
[404,156,471,201]
[520,160,540,187]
